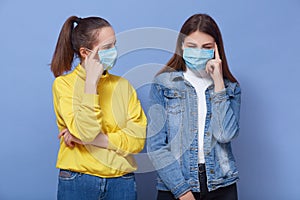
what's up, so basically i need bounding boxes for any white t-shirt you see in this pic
[183,68,213,164]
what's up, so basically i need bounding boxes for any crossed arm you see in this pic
[58,128,108,148]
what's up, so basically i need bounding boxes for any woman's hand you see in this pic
[206,42,225,92]
[58,129,83,148]
[58,129,108,149]
[83,46,104,94]
[179,191,195,200]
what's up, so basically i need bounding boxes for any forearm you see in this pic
[107,127,146,156]
[211,100,239,143]
[147,134,190,198]
[213,76,225,93]
[151,152,191,199]
[210,86,241,143]
[72,94,103,142]
[88,132,108,148]
[84,81,98,94]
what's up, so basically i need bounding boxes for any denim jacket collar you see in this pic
[163,71,237,91]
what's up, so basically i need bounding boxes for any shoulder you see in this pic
[108,73,132,88]
[224,79,241,95]
[107,73,137,95]
[52,74,70,89]
[52,71,77,96]
[108,73,129,84]
[153,71,183,89]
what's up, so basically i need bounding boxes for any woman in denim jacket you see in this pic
[147,14,241,200]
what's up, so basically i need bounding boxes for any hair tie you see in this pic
[74,17,82,24]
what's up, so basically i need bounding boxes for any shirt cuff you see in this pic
[107,133,128,156]
[211,88,227,103]
[172,182,191,199]
[81,94,100,107]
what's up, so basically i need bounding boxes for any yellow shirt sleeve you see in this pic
[107,81,147,157]
[52,77,102,143]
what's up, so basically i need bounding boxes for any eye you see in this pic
[184,42,198,48]
[202,44,214,49]
[187,45,197,48]
[185,43,197,48]
[104,42,116,50]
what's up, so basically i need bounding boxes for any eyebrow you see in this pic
[202,42,214,46]
[101,40,116,47]
[185,41,214,47]
[185,42,197,46]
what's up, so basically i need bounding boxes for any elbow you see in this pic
[213,125,239,143]
[131,138,146,154]
[130,126,146,154]
[113,137,146,157]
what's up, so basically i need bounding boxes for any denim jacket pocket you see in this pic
[58,170,79,181]
[163,90,185,115]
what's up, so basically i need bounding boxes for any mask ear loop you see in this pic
[85,48,94,53]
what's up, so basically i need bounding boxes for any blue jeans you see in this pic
[57,169,137,200]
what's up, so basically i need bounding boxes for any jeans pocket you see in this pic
[58,169,79,181]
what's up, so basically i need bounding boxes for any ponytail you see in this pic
[51,16,78,77]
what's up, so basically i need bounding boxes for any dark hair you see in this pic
[50,16,111,77]
[158,13,237,82]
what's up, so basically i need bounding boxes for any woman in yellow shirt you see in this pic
[50,16,147,200]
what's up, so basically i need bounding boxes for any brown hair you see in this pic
[50,16,111,77]
[158,13,237,82]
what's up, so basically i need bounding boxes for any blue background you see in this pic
[0,0,299,199]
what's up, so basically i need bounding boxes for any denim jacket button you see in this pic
[210,169,215,174]
[206,132,210,136]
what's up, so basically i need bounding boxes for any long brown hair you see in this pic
[50,16,111,77]
[158,14,237,83]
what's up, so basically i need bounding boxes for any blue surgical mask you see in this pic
[183,48,214,71]
[98,47,118,70]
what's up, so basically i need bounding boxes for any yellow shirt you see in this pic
[52,64,147,177]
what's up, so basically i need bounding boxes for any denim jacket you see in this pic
[146,71,241,199]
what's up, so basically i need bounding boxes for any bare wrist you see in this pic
[84,82,98,94]
[214,79,225,93]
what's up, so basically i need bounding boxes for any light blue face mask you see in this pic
[98,47,118,71]
[183,48,214,71]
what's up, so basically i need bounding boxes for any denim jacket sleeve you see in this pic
[210,82,241,143]
[146,83,191,199]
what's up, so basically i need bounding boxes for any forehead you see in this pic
[95,26,116,45]
[184,31,214,44]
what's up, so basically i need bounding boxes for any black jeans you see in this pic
[157,164,238,200]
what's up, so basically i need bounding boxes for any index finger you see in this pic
[87,47,98,59]
[214,42,220,60]
[58,128,68,139]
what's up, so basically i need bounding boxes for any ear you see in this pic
[79,47,89,59]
